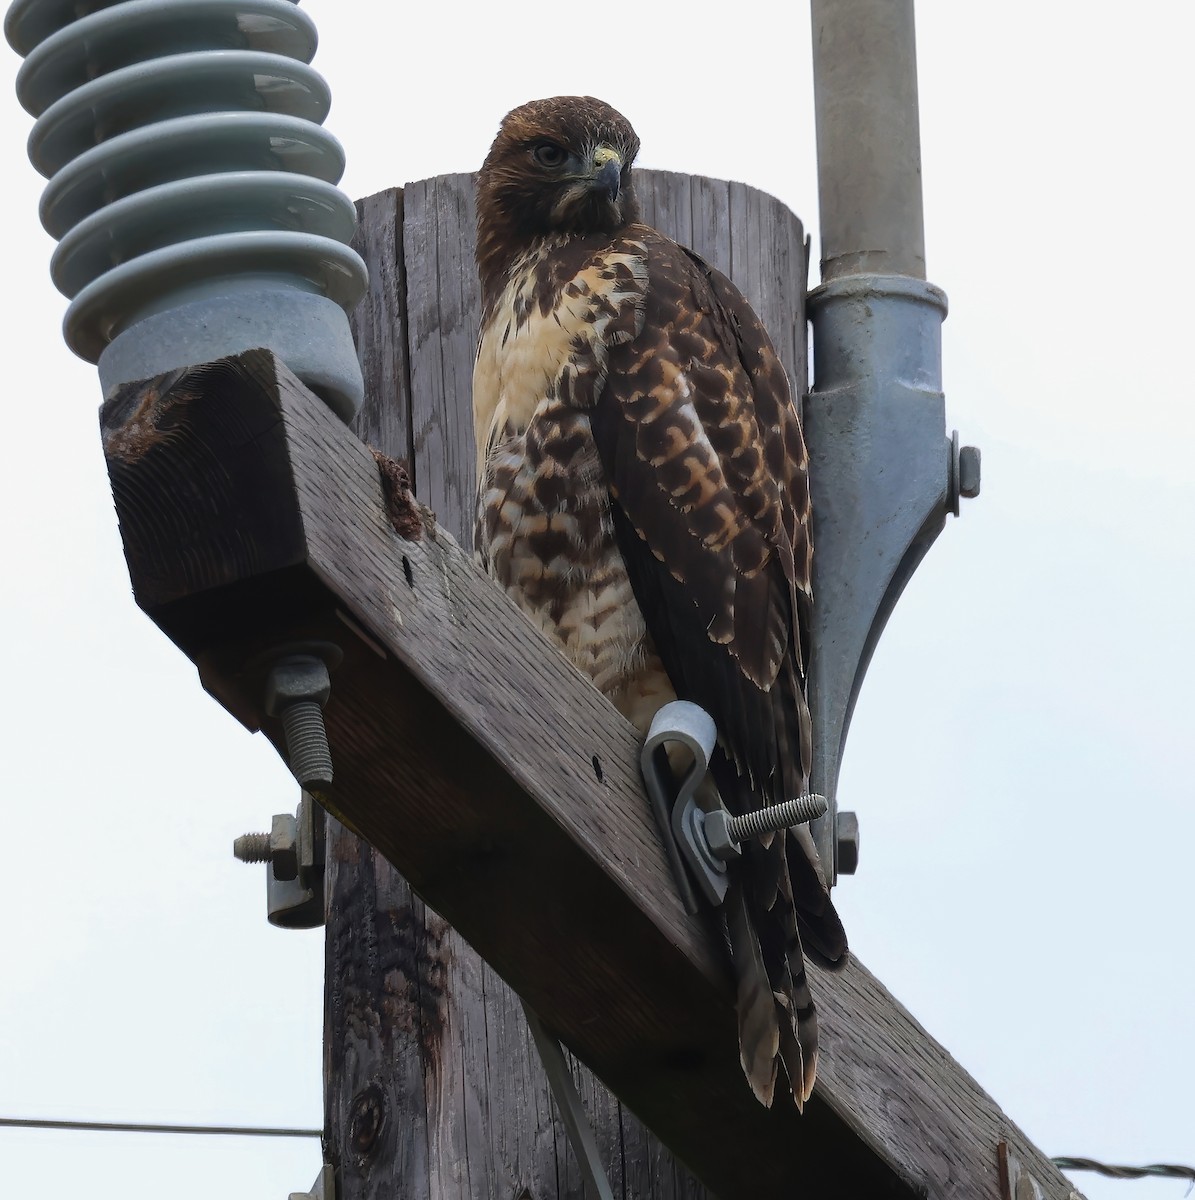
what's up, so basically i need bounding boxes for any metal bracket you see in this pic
[233,791,326,929]
[640,701,719,913]
[289,1163,336,1200]
[997,1142,1084,1200]
[805,274,980,884]
[523,1002,614,1200]
[640,700,829,913]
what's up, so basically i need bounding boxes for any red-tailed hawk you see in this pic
[473,96,847,1107]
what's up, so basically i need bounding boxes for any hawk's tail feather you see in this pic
[760,837,820,1106]
[774,862,821,1104]
[725,872,821,1109]
[775,985,818,1107]
[786,824,849,969]
[714,754,841,1108]
[725,883,780,1107]
[758,653,848,969]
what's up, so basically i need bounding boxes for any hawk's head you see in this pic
[476,96,640,294]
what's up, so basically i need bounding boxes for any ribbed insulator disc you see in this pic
[6,0,367,417]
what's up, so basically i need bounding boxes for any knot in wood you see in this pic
[348,1082,387,1160]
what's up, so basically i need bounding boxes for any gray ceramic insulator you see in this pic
[6,0,367,420]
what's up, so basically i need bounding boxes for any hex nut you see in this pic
[959,445,981,499]
[269,812,299,882]
[702,808,742,862]
[836,810,860,875]
[295,792,321,878]
[264,656,331,716]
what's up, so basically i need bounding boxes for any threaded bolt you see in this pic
[263,655,333,792]
[233,832,271,862]
[725,794,828,842]
[279,699,333,791]
[703,794,829,862]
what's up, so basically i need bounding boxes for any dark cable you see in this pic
[1054,1157,1195,1187]
[0,1116,320,1139]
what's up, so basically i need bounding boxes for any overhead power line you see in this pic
[6,1118,1192,1188]
[0,1116,321,1139]
[1053,1157,1195,1187]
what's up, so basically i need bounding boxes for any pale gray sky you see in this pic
[1,2,1191,1197]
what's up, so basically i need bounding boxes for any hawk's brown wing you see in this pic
[589,227,809,804]
[588,229,846,968]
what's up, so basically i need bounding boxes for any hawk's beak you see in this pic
[590,147,622,203]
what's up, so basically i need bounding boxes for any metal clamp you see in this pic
[640,701,715,913]
[640,701,829,912]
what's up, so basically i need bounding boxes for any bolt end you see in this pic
[725,793,829,845]
[788,793,829,826]
[948,430,982,516]
[959,445,981,499]
[233,832,271,863]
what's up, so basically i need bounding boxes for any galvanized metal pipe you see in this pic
[806,0,977,882]
[811,0,926,280]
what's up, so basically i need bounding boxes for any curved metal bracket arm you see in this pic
[804,273,979,882]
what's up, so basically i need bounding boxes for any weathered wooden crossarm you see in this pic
[100,349,1074,1200]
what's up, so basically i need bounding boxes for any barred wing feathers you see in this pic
[588,230,847,1103]
[589,228,814,816]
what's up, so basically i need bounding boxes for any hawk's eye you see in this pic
[532,142,567,169]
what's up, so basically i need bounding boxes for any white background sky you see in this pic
[1,2,1191,1197]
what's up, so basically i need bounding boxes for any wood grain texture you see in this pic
[339,185,439,1200]
[100,349,1077,1200]
[403,173,481,546]
[348,188,413,467]
[643,170,807,407]
[326,815,577,1200]
[324,819,431,1197]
